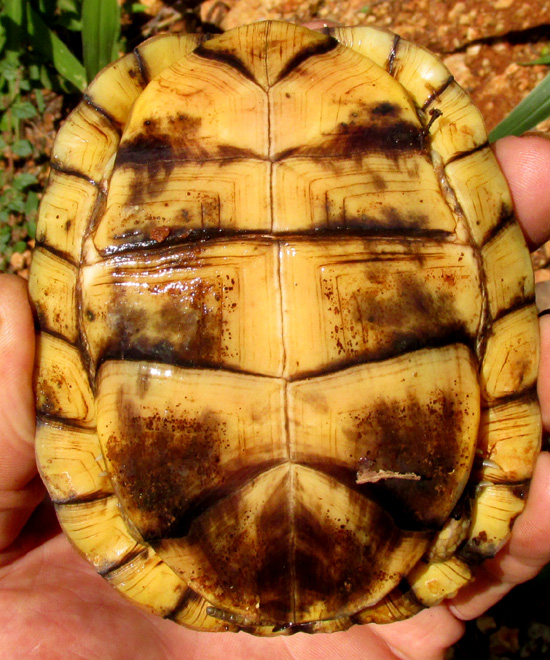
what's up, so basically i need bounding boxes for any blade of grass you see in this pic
[489,72,550,142]
[26,4,86,90]
[81,0,121,83]
[3,0,27,54]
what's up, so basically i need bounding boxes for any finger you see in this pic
[0,274,40,554]
[368,607,464,660]
[539,315,550,431]
[448,451,550,620]
[493,134,550,249]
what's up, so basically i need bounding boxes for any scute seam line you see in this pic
[53,491,114,507]
[422,75,455,111]
[479,208,516,248]
[34,240,78,268]
[387,33,400,75]
[97,545,147,576]
[133,46,150,85]
[49,161,99,187]
[444,140,490,166]
[492,295,537,324]
[82,94,122,132]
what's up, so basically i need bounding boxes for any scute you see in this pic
[30,20,541,635]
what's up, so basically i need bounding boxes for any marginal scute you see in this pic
[328,25,396,71]
[28,247,78,342]
[481,304,540,401]
[35,333,95,427]
[477,396,541,483]
[86,53,146,126]
[391,39,452,108]
[135,32,206,81]
[352,583,424,624]
[482,221,534,318]
[462,483,527,559]
[104,547,188,617]
[444,146,514,246]
[427,82,487,162]
[408,556,472,605]
[51,101,120,183]
[55,495,144,573]
[35,169,98,262]
[36,420,111,503]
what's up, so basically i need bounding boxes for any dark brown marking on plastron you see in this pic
[273,37,338,84]
[105,394,284,541]
[32,240,79,269]
[93,265,235,370]
[193,44,257,84]
[159,468,293,622]
[422,75,455,111]
[337,206,438,236]
[349,392,470,530]
[323,268,474,369]
[292,496,407,619]
[274,102,425,160]
[254,478,294,621]
[115,115,204,204]
[215,144,263,161]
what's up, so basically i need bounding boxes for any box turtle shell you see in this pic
[29,21,541,635]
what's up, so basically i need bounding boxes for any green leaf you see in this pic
[34,86,45,112]
[13,172,38,190]
[12,138,33,157]
[81,0,121,82]
[11,100,37,119]
[522,54,550,66]
[489,72,550,142]
[25,196,39,219]
[129,3,148,13]
[13,240,28,252]
[3,0,27,53]
[26,3,87,91]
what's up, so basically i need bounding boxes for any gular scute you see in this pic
[31,20,541,635]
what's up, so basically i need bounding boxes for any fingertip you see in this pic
[0,274,36,485]
[538,314,550,432]
[493,134,550,248]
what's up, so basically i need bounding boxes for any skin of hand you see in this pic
[1,135,550,660]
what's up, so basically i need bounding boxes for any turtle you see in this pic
[29,21,541,635]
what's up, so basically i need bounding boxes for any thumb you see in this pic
[0,274,40,554]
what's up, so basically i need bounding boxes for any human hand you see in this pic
[1,134,550,660]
